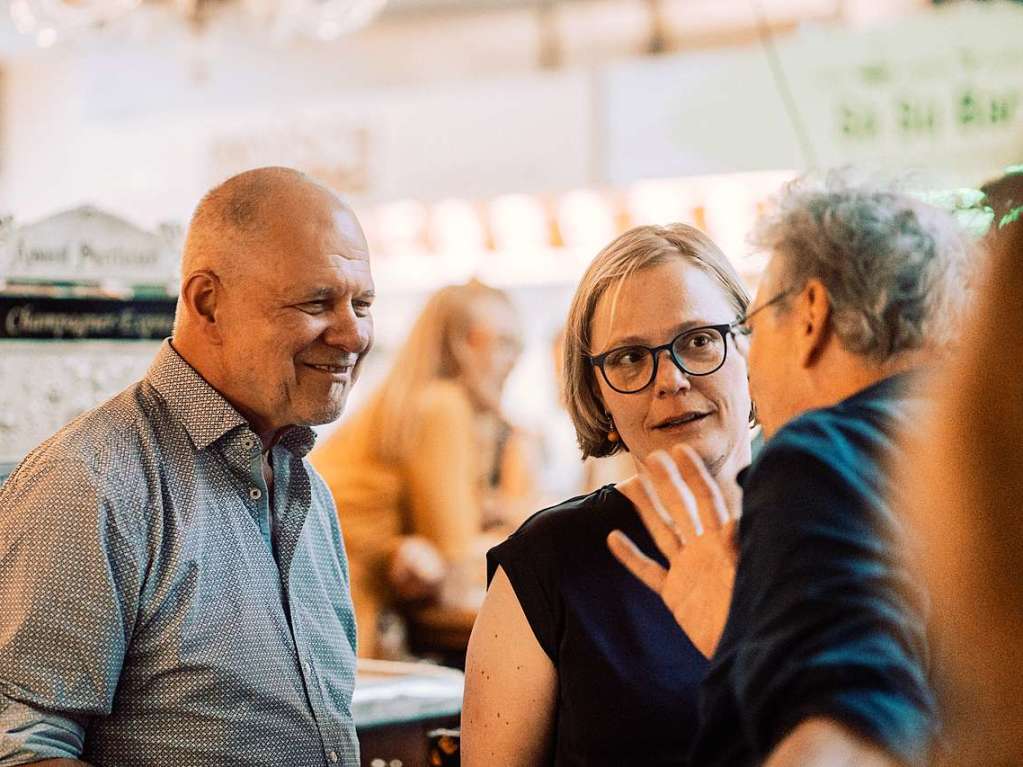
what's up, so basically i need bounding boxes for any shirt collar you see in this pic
[736,370,922,490]
[145,340,318,457]
[146,340,247,451]
[838,369,921,408]
[276,426,318,458]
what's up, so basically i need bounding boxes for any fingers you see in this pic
[623,444,734,557]
[607,530,667,595]
[672,444,732,528]
[620,474,686,557]
[646,450,703,538]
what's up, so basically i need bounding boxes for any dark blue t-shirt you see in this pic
[691,374,938,766]
[488,485,709,766]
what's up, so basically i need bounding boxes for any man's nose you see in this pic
[324,307,372,354]
[653,348,691,397]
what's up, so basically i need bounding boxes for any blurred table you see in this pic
[354,658,463,767]
[407,605,477,668]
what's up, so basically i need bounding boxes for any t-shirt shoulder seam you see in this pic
[503,485,621,540]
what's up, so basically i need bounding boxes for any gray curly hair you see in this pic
[751,173,977,362]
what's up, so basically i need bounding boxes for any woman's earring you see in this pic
[749,400,758,427]
[607,414,620,443]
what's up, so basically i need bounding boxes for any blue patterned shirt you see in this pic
[0,341,360,767]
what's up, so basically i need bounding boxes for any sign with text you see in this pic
[0,206,181,286]
[0,295,176,340]
[782,1,1023,180]
[204,71,594,205]
[602,1,1023,185]
[209,117,374,196]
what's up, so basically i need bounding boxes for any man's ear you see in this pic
[447,327,475,376]
[179,270,224,344]
[795,278,832,369]
[464,324,488,352]
[733,329,751,363]
[454,323,489,366]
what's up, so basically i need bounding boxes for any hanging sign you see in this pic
[602,1,1023,185]
[781,1,1023,180]
[0,206,181,287]
[0,295,176,340]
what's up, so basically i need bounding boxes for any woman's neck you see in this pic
[714,437,752,519]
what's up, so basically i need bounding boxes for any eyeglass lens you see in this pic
[601,327,726,393]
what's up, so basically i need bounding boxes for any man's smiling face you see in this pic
[216,195,375,439]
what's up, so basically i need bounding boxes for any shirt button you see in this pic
[249,487,262,500]
[328,751,338,763]
[303,661,311,674]
[242,437,255,450]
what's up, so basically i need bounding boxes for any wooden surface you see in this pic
[354,658,464,767]
[408,605,477,655]
[358,713,460,767]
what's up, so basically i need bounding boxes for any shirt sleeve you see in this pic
[486,513,564,664]
[0,696,84,765]
[0,456,147,763]
[728,430,936,765]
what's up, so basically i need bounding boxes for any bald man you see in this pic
[0,168,374,767]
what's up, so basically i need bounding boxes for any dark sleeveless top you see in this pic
[487,485,710,766]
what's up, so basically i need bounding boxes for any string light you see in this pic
[7,0,388,46]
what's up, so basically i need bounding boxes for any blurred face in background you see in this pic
[588,259,752,476]
[459,295,523,412]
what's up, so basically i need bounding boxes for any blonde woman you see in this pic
[312,280,534,658]
[462,225,754,766]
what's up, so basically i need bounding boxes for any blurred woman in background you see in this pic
[462,224,755,766]
[313,279,536,658]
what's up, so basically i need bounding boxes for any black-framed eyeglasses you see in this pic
[731,289,791,337]
[589,323,740,395]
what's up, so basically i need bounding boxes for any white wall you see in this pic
[2,0,1018,231]
[0,33,597,226]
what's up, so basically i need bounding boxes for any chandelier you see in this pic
[7,0,390,47]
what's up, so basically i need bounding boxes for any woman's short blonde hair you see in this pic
[563,224,750,459]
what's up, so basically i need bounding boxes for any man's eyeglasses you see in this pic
[589,323,739,395]
[730,289,791,337]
